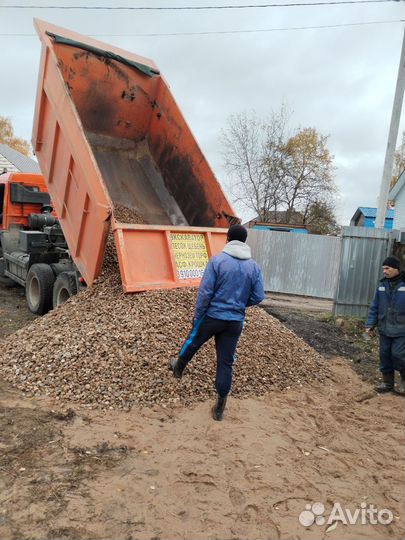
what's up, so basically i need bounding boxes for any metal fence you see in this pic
[247,226,396,317]
[333,226,394,318]
[247,229,342,299]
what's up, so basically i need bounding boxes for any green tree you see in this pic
[304,200,340,235]
[0,115,30,155]
[280,127,335,223]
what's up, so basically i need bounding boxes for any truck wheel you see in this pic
[26,263,56,315]
[53,272,78,308]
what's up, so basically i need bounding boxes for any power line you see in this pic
[101,19,405,35]
[0,19,402,36]
[0,0,401,10]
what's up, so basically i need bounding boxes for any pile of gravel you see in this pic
[0,224,330,409]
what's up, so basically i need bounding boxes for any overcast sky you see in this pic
[0,0,404,224]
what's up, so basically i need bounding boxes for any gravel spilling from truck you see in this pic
[0,240,330,409]
[113,204,147,224]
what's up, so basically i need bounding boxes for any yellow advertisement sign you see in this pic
[170,233,209,280]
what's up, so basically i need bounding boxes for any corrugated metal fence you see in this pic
[333,226,394,318]
[247,229,341,299]
[247,226,395,316]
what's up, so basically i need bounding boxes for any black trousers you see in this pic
[379,334,405,373]
[179,316,243,398]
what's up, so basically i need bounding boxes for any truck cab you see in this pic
[0,172,79,314]
[0,172,53,230]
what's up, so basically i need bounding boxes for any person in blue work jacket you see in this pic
[365,256,405,395]
[169,224,265,421]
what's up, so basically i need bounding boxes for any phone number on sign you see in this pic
[178,268,205,279]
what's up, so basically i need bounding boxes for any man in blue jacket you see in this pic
[169,224,265,420]
[365,256,405,395]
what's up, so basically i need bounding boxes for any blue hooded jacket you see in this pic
[194,240,265,322]
[365,272,405,337]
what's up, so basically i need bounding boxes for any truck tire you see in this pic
[50,262,75,277]
[26,263,56,315]
[53,272,78,309]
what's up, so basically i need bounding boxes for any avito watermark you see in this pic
[299,501,393,527]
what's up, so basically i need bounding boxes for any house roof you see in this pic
[243,209,304,227]
[251,221,308,229]
[389,169,405,200]
[357,207,394,219]
[0,143,40,174]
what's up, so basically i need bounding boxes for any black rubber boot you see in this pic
[212,395,227,421]
[395,371,405,396]
[375,372,395,393]
[169,356,187,379]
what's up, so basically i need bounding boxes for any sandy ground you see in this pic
[0,357,403,540]
[0,285,403,539]
[262,294,333,313]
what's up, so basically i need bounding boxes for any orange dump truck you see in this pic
[0,170,81,313]
[31,19,239,300]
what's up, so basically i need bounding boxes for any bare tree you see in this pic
[221,108,338,232]
[221,107,290,220]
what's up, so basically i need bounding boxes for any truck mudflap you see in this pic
[112,220,227,292]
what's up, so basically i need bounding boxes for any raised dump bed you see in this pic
[32,19,238,291]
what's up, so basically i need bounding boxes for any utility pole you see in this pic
[376,14,405,228]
